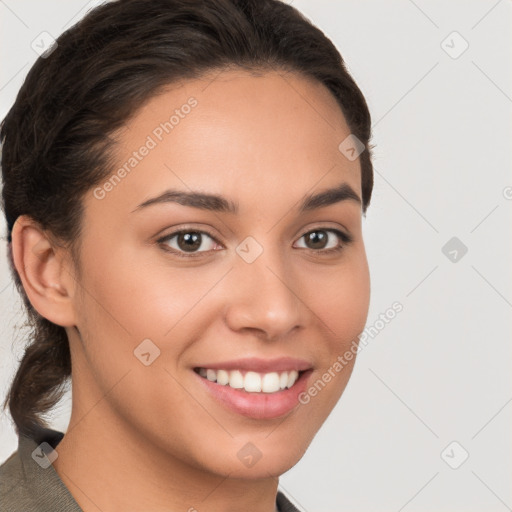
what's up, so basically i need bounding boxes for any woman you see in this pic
[0,0,374,510]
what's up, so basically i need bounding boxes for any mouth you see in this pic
[193,364,313,420]
[193,367,306,393]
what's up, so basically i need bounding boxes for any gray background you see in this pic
[1,1,511,511]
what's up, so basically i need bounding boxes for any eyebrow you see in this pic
[131,181,361,214]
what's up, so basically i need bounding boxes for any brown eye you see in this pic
[159,230,219,256]
[304,230,329,250]
[176,232,202,252]
[294,228,353,254]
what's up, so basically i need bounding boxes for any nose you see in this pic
[223,246,304,341]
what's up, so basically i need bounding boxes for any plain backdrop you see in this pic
[1,1,511,511]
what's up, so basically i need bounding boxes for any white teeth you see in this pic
[216,369,230,385]
[261,372,280,393]
[229,370,244,389]
[244,371,261,392]
[287,370,298,389]
[279,372,288,390]
[198,368,301,393]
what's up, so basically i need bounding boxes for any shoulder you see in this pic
[0,426,82,512]
[0,446,39,511]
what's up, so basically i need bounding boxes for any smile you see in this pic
[195,367,300,393]
[193,358,313,420]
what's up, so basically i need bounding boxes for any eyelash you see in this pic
[156,226,354,259]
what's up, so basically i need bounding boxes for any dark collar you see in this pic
[16,425,83,511]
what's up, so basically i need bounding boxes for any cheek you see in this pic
[306,255,371,347]
[299,253,370,410]
[78,238,221,340]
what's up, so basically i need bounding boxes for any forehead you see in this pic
[87,68,362,220]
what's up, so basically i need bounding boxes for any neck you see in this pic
[52,405,280,512]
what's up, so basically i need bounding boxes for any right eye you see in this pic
[157,229,222,258]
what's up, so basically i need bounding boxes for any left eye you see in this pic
[294,229,347,251]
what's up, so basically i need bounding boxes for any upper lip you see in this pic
[194,357,313,373]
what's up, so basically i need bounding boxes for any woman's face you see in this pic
[67,68,370,478]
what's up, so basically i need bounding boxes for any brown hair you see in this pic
[0,0,374,440]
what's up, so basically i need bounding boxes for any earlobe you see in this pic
[10,215,78,327]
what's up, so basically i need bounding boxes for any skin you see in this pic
[11,68,371,512]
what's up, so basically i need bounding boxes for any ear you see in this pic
[10,215,78,328]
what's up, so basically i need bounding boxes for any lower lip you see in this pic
[194,370,313,420]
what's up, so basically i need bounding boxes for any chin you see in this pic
[197,434,313,480]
